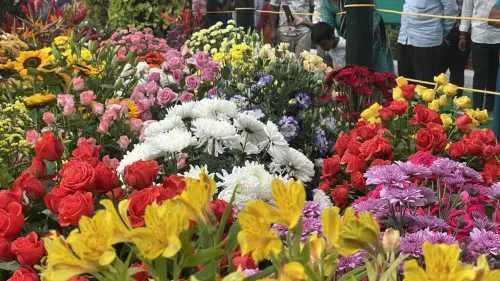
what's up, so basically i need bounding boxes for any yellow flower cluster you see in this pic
[0,101,32,165]
[0,48,53,77]
[359,102,383,124]
[24,92,57,108]
[0,34,28,64]
[300,51,328,73]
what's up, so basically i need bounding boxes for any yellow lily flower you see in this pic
[129,200,189,260]
[268,179,306,229]
[339,210,382,254]
[475,255,500,281]
[66,211,117,266]
[175,172,217,225]
[38,231,99,281]
[403,242,477,281]
[237,200,283,263]
[100,199,132,244]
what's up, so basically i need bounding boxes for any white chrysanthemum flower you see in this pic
[217,161,274,213]
[167,102,197,120]
[262,121,289,158]
[180,165,215,179]
[313,189,333,212]
[242,109,265,120]
[191,118,240,156]
[117,142,156,174]
[269,148,315,182]
[144,115,184,138]
[234,113,268,147]
[136,61,149,78]
[146,128,197,154]
[192,98,239,120]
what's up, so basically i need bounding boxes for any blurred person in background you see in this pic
[206,0,236,28]
[461,0,500,112]
[257,0,273,44]
[270,0,311,56]
[439,0,471,97]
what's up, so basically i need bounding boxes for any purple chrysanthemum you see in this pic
[441,175,466,187]
[464,184,484,197]
[460,166,483,183]
[395,161,432,177]
[243,109,265,120]
[364,164,408,188]
[380,186,435,207]
[336,251,368,275]
[427,231,457,245]
[271,224,288,238]
[399,230,430,258]
[352,198,390,219]
[315,128,333,158]
[295,91,312,109]
[243,269,260,276]
[278,116,300,141]
[303,201,321,218]
[409,215,447,231]
[301,217,323,242]
[469,228,500,256]
[486,183,500,200]
[430,158,462,177]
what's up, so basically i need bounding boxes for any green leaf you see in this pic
[292,217,303,257]
[338,265,367,281]
[182,248,225,268]
[379,254,408,281]
[0,261,20,272]
[242,266,274,281]
[0,166,14,187]
[191,263,215,281]
[27,67,39,76]
[226,222,241,254]
[298,238,310,263]
[41,209,59,221]
[216,188,236,242]
[363,257,377,281]
[127,267,145,277]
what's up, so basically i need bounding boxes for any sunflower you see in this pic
[54,69,71,91]
[12,49,53,77]
[67,55,103,77]
[24,92,56,108]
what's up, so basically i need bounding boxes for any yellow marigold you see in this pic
[213,53,224,62]
[12,49,53,77]
[23,93,56,108]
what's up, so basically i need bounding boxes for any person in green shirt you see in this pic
[320,0,395,73]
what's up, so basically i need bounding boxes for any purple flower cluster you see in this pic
[336,251,368,275]
[229,95,250,110]
[469,228,500,257]
[364,164,408,188]
[399,229,456,258]
[352,198,390,219]
[279,116,300,142]
[271,201,323,243]
[295,91,312,109]
[429,158,483,185]
[380,186,436,207]
[314,128,332,158]
[408,214,446,231]
[256,75,274,89]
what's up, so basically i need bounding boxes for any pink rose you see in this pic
[79,91,96,106]
[63,104,76,116]
[129,118,143,131]
[201,69,215,82]
[26,130,41,145]
[189,51,211,69]
[177,158,186,169]
[42,112,56,125]
[71,77,85,91]
[185,75,200,90]
[144,81,159,96]
[57,94,74,107]
[117,136,130,150]
[98,121,109,134]
[171,70,182,84]
[180,91,194,103]
[93,103,105,115]
[157,88,178,106]
[180,45,189,56]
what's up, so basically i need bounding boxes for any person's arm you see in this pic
[321,0,338,29]
[269,0,280,45]
[489,6,500,27]
[440,0,459,35]
[458,0,472,50]
[257,2,270,32]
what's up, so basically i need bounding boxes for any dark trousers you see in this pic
[438,35,471,97]
[472,42,500,111]
[397,43,441,83]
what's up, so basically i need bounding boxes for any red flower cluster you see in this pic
[415,123,447,153]
[124,160,161,189]
[330,65,396,99]
[139,52,166,69]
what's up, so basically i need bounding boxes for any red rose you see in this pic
[34,132,64,161]
[415,128,434,152]
[232,254,257,270]
[0,236,15,262]
[57,192,94,227]
[343,154,366,173]
[130,262,150,281]
[94,162,118,194]
[106,187,125,201]
[354,122,380,141]
[410,104,442,126]
[455,113,473,132]
[358,139,378,161]
[210,199,235,225]
[426,123,447,152]
[11,232,44,266]
[388,100,408,115]
[20,175,45,200]
[331,180,349,208]
[482,158,500,184]
[369,159,391,168]
[0,202,24,240]
[350,171,366,190]
[334,134,351,155]
[162,175,186,196]
[8,267,39,281]
[128,186,166,227]
[408,151,437,167]
[448,140,467,159]
[321,155,341,181]
[72,141,102,167]
[124,160,160,189]
[318,181,331,193]
[59,161,96,191]
[44,186,69,214]
[68,277,90,281]
[28,156,46,177]
[0,188,22,209]
[378,107,393,121]
[400,84,416,99]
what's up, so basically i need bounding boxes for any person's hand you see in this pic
[270,29,278,45]
[444,39,450,46]
[458,37,467,51]
[292,17,305,26]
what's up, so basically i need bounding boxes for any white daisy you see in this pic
[261,120,289,159]
[191,118,240,156]
[167,102,197,120]
[234,113,268,148]
[313,189,333,212]
[144,115,184,138]
[180,164,215,179]
[269,148,315,182]
[146,128,197,154]
[192,98,239,120]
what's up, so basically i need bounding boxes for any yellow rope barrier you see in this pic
[406,78,500,96]
[376,8,500,22]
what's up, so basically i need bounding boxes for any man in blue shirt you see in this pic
[397,0,459,82]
